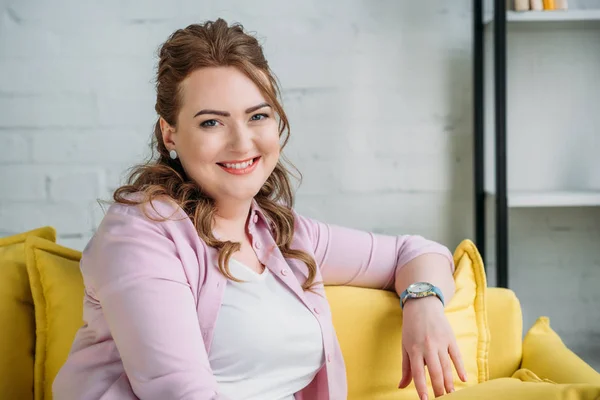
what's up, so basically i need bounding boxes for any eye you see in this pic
[200,119,219,128]
[250,113,268,121]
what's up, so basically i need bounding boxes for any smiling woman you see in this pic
[113,24,313,288]
[52,18,462,400]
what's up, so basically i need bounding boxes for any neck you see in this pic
[212,198,253,241]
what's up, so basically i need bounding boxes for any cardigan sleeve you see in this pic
[294,212,454,290]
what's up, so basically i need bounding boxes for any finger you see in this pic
[399,346,412,389]
[449,341,468,382]
[439,349,455,394]
[409,353,429,400]
[424,352,445,398]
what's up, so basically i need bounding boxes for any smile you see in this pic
[217,156,261,175]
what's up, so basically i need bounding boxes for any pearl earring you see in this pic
[169,149,178,160]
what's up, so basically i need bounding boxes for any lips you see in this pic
[217,156,261,175]
[217,156,258,170]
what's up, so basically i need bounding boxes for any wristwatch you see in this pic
[400,282,444,310]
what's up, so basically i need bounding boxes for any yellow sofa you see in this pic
[1,226,600,400]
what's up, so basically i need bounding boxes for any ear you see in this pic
[159,117,177,149]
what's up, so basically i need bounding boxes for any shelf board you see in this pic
[486,190,600,208]
[484,9,600,24]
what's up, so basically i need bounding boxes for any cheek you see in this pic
[180,149,207,170]
[268,136,281,155]
[262,126,281,154]
[181,134,218,165]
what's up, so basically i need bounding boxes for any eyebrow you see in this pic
[193,102,271,118]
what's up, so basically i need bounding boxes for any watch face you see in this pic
[409,282,433,293]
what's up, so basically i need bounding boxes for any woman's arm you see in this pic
[294,213,465,398]
[294,213,455,301]
[83,204,226,400]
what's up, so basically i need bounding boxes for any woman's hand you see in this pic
[398,296,467,400]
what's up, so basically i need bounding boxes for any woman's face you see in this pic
[162,66,280,205]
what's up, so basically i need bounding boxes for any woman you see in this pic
[53,19,466,400]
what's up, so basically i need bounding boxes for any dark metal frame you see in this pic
[473,0,509,288]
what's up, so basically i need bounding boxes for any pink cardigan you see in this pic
[53,197,454,400]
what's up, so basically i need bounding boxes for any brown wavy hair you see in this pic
[113,19,318,291]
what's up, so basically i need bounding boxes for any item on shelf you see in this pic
[530,0,544,10]
[515,0,530,11]
[555,0,568,10]
[543,0,556,10]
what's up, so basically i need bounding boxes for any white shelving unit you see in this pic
[484,5,600,209]
[476,0,600,286]
[485,9,600,24]
[507,190,600,207]
[483,190,600,208]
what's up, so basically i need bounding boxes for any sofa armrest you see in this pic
[521,317,600,385]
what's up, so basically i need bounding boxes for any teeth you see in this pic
[223,158,254,169]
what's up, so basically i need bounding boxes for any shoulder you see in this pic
[88,193,194,254]
[82,193,200,288]
[291,209,317,232]
[252,202,323,248]
[289,209,330,251]
[106,192,186,223]
[291,208,329,232]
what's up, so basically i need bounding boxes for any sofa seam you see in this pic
[469,240,491,384]
[456,239,491,384]
[32,247,49,400]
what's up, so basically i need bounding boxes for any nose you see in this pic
[228,123,254,154]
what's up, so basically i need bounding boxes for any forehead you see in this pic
[179,66,268,111]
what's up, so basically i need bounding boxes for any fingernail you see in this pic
[421,394,428,400]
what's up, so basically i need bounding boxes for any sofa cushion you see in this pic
[325,239,490,400]
[442,368,600,399]
[0,227,56,400]
[24,236,83,400]
[521,316,600,385]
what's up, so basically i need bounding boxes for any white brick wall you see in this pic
[1,0,598,370]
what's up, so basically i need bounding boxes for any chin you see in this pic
[223,186,263,202]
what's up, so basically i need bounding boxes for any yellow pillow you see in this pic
[0,227,56,400]
[24,236,83,400]
[485,287,523,379]
[521,316,600,385]
[325,239,490,400]
[442,369,600,399]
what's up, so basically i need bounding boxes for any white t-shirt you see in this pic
[208,258,325,400]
